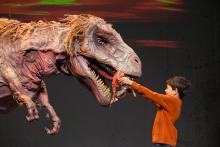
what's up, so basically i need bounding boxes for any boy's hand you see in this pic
[119,77,133,85]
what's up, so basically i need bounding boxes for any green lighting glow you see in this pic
[156,0,175,4]
[2,0,76,7]
[36,0,76,5]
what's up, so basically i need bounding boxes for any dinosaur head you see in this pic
[63,15,142,106]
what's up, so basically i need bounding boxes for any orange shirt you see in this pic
[131,82,182,147]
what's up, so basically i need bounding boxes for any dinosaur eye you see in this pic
[96,36,108,46]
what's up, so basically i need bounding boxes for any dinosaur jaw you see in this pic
[69,56,135,106]
[69,55,113,106]
[88,65,112,100]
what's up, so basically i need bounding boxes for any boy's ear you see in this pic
[175,88,179,95]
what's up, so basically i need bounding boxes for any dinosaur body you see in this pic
[0,14,142,134]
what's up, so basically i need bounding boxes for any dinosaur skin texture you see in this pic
[0,14,142,135]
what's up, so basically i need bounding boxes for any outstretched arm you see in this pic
[119,77,176,110]
[131,81,176,109]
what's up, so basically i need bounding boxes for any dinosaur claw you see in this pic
[45,127,50,134]
[26,115,34,122]
[26,114,39,122]
[34,114,39,120]
[45,113,50,119]
[45,117,61,135]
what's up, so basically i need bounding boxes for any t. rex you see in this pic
[0,14,142,135]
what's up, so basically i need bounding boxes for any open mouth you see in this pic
[69,55,138,106]
[87,57,115,99]
[84,56,136,104]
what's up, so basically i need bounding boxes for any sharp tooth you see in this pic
[104,87,108,91]
[103,86,109,96]
[104,91,108,95]
[105,90,110,96]
[98,79,103,85]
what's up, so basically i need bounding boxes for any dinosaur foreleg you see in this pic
[38,81,61,135]
[0,65,39,121]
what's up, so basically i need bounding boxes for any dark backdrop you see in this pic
[0,0,219,147]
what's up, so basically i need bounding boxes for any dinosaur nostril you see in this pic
[133,56,139,64]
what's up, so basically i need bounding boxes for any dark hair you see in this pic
[166,76,191,99]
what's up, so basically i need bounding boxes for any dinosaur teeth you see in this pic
[104,87,111,98]
[98,79,103,84]
[89,67,99,80]
[89,66,111,98]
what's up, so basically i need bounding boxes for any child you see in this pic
[118,76,191,147]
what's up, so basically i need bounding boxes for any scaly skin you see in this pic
[0,14,142,135]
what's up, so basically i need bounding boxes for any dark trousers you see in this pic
[152,143,172,147]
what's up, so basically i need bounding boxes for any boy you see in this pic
[118,76,191,147]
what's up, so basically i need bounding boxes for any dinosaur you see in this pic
[0,14,142,135]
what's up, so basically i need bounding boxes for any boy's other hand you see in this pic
[119,77,133,85]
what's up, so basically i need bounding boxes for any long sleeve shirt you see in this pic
[131,81,182,147]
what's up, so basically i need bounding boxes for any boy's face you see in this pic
[165,84,178,98]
